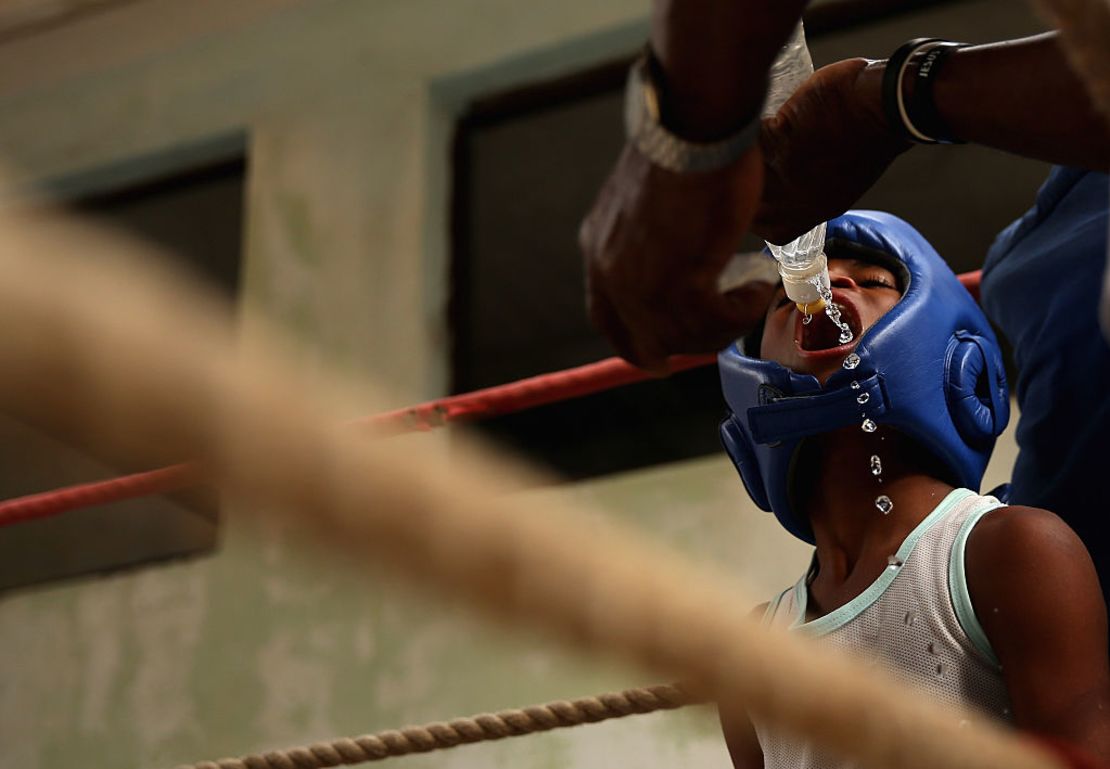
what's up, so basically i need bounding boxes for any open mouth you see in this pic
[797,300,862,352]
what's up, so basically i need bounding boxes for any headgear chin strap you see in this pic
[718,211,1009,543]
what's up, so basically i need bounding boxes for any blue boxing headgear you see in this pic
[718,211,1009,543]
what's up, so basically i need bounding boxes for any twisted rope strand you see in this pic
[177,684,699,769]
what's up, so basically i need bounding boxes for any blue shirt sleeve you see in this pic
[980,166,1110,594]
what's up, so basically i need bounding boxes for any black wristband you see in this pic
[882,38,943,143]
[907,42,968,144]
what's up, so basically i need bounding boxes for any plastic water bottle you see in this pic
[763,22,830,314]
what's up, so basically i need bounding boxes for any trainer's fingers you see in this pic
[672,282,776,355]
[586,279,669,374]
[720,281,776,329]
[753,200,808,246]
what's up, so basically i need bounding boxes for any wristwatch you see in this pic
[624,48,764,174]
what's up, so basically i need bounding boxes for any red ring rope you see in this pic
[0,463,202,527]
[0,355,713,526]
[959,269,982,301]
[0,269,984,527]
[361,353,715,434]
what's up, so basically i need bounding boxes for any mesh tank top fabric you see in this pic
[755,489,1013,769]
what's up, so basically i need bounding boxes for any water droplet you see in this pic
[861,418,877,433]
[870,455,882,476]
[875,495,893,514]
[813,281,854,344]
[887,554,903,568]
[850,380,861,390]
[802,313,813,325]
[843,353,861,370]
[856,392,870,405]
[936,663,944,678]
[903,611,915,626]
[927,642,937,655]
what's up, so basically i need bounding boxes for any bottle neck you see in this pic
[779,252,830,309]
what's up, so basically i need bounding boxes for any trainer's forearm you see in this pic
[932,32,1108,168]
[651,0,808,141]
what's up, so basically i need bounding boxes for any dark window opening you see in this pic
[0,156,246,591]
[71,157,246,298]
[451,63,728,481]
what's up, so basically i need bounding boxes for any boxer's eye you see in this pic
[861,278,898,291]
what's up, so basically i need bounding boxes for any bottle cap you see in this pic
[779,253,830,309]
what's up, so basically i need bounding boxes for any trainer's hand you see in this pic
[579,143,773,373]
[756,58,912,244]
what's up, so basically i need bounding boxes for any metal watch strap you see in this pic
[624,56,763,174]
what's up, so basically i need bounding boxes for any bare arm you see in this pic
[718,601,770,769]
[929,33,1108,169]
[966,506,1110,761]
[651,0,808,140]
[579,1,807,371]
[757,31,1109,243]
[720,706,765,769]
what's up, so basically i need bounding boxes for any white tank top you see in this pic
[756,488,1013,769]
